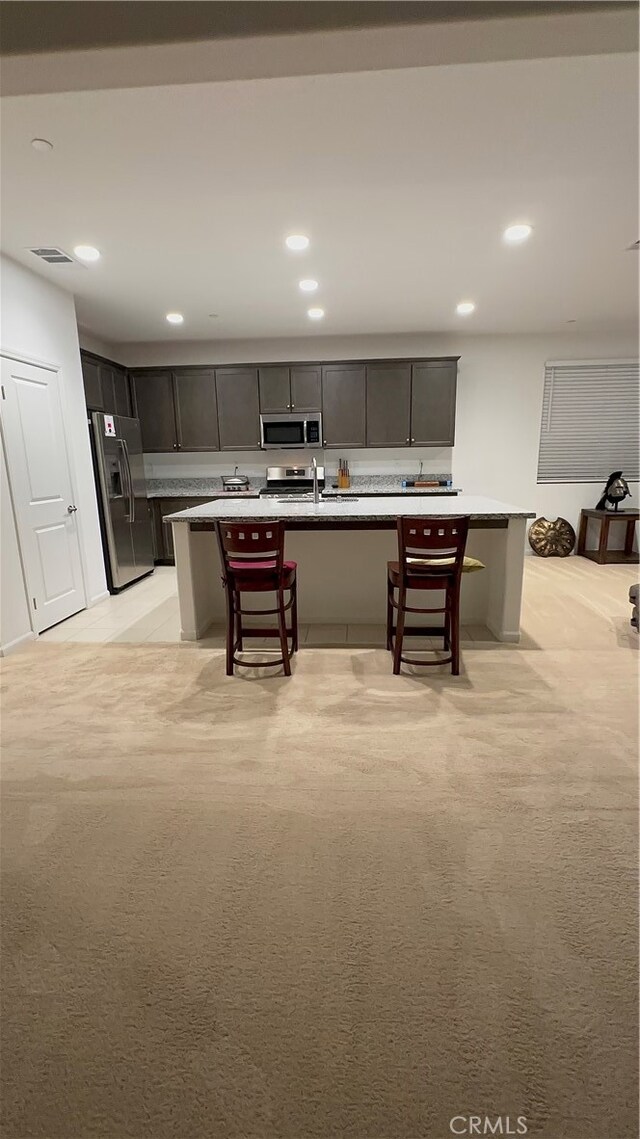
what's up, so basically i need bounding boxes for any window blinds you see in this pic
[537,359,639,483]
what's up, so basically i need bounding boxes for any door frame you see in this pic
[0,349,89,634]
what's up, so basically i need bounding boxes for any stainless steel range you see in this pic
[259,465,325,499]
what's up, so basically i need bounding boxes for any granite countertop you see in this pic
[165,494,535,523]
[147,475,460,499]
[324,486,460,497]
[146,478,260,498]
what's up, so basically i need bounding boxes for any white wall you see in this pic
[77,326,121,361]
[123,328,638,535]
[0,255,107,651]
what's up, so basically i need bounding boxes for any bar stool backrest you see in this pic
[397,516,470,577]
[216,520,285,576]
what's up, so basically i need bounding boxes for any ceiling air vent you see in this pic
[29,246,75,264]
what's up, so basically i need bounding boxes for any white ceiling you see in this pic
[2,51,638,342]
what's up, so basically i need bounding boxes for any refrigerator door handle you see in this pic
[120,438,135,522]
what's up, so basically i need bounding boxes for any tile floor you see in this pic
[38,566,495,649]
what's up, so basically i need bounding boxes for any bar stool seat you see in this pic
[216,521,298,676]
[228,558,297,586]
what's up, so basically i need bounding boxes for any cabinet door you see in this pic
[130,370,177,452]
[291,366,321,411]
[81,356,103,410]
[322,365,366,448]
[158,497,212,563]
[100,365,116,414]
[113,367,132,418]
[366,363,411,446]
[410,361,458,446]
[173,368,219,451]
[216,368,260,450]
[258,367,291,413]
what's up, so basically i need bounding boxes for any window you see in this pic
[537,359,639,483]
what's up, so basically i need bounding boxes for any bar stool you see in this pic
[215,520,298,676]
[387,516,470,675]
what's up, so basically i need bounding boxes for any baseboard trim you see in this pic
[88,590,110,608]
[0,630,37,657]
[486,619,521,643]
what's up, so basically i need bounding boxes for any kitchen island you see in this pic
[165,495,535,643]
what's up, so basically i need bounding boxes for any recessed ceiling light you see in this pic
[456,301,475,316]
[166,312,184,324]
[308,307,324,320]
[286,234,309,251]
[31,138,53,153]
[503,223,532,244]
[73,244,100,262]
[299,279,318,292]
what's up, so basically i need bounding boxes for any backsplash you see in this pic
[144,445,453,481]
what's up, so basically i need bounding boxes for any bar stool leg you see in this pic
[234,590,243,652]
[386,578,394,650]
[291,580,299,652]
[450,583,461,676]
[224,585,235,676]
[443,595,451,653]
[393,585,406,675]
[277,587,291,676]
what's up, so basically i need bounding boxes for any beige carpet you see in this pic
[1,560,637,1139]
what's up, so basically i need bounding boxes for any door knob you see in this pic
[67,504,77,513]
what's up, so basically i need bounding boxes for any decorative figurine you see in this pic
[595,471,632,511]
[528,516,575,557]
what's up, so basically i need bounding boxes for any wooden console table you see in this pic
[577,508,639,565]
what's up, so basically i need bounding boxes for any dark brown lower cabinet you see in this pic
[151,497,212,563]
[366,363,412,446]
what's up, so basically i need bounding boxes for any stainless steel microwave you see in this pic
[259,412,322,450]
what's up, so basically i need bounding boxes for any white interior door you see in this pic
[1,356,85,632]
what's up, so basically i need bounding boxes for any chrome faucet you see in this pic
[312,456,320,503]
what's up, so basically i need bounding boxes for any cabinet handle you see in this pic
[291,404,295,409]
[406,437,410,443]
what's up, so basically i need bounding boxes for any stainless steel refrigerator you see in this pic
[90,412,154,591]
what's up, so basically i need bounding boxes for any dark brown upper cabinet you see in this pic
[259,365,321,413]
[366,362,412,447]
[81,356,103,410]
[258,367,291,413]
[173,368,219,451]
[130,370,177,452]
[81,352,131,416]
[290,366,321,411]
[322,364,366,448]
[410,360,458,447]
[216,367,260,450]
[101,365,131,418]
